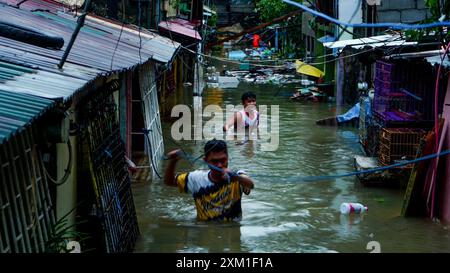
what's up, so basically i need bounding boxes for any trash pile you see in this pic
[205,64,315,88]
[228,48,276,61]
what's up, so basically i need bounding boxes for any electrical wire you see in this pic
[110,22,124,70]
[39,139,72,186]
[326,0,362,50]
[179,36,404,69]
[182,35,406,66]
[163,19,199,74]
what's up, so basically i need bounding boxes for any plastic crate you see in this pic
[376,60,395,73]
[375,68,401,82]
[378,128,425,166]
[380,127,424,144]
[373,95,411,115]
[374,112,434,128]
[374,79,403,95]
[364,122,382,157]
[375,69,392,82]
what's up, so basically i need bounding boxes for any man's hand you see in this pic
[235,172,254,190]
[164,149,181,186]
[222,169,255,190]
[166,149,181,161]
[218,168,234,181]
[222,168,236,175]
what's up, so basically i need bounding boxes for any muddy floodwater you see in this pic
[133,82,450,253]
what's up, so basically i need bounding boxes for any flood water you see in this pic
[133,81,450,253]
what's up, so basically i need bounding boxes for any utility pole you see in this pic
[58,0,91,69]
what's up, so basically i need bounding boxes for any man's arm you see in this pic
[164,149,181,187]
[236,173,254,195]
[224,169,254,189]
[235,174,254,189]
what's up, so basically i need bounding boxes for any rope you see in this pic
[165,143,450,183]
[280,149,450,182]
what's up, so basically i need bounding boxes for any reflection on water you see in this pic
[133,83,450,253]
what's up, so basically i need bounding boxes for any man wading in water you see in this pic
[164,139,254,221]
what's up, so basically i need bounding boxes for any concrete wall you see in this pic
[339,0,363,40]
[378,0,432,23]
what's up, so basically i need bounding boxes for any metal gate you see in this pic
[139,63,164,178]
[79,80,139,253]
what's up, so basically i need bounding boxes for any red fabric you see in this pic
[253,34,260,48]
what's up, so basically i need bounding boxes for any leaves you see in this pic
[403,1,450,42]
[256,0,290,22]
[44,205,91,253]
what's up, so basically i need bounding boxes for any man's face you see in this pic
[205,150,228,175]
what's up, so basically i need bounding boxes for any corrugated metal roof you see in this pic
[426,55,450,67]
[323,34,417,49]
[159,19,202,41]
[0,0,180,144]
[0,0,180,100]
[0,89,55,144]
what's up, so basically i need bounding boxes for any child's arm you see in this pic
[257,112,261,139]
[223,112,240,132]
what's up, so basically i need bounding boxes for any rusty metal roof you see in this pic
[159,19,202,41]
[0,0,180,144]
[0,0,180,100]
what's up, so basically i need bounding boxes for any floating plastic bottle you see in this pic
[340,202,368,214]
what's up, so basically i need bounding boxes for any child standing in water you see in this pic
[223,91,259,141]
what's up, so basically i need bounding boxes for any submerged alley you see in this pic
[1,0,450,254]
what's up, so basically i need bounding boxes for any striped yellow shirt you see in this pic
[176,170,247,221]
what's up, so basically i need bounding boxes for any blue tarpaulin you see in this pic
[337,103,360,123]
[317,35,335,43]
[336,97,372,124]
[228,50,247,60]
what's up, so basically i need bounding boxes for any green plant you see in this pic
[208,12,217,28]
[44,207,90,253]
[256,0,289,22]
[171,0,181,10]
[405,0,450,42]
